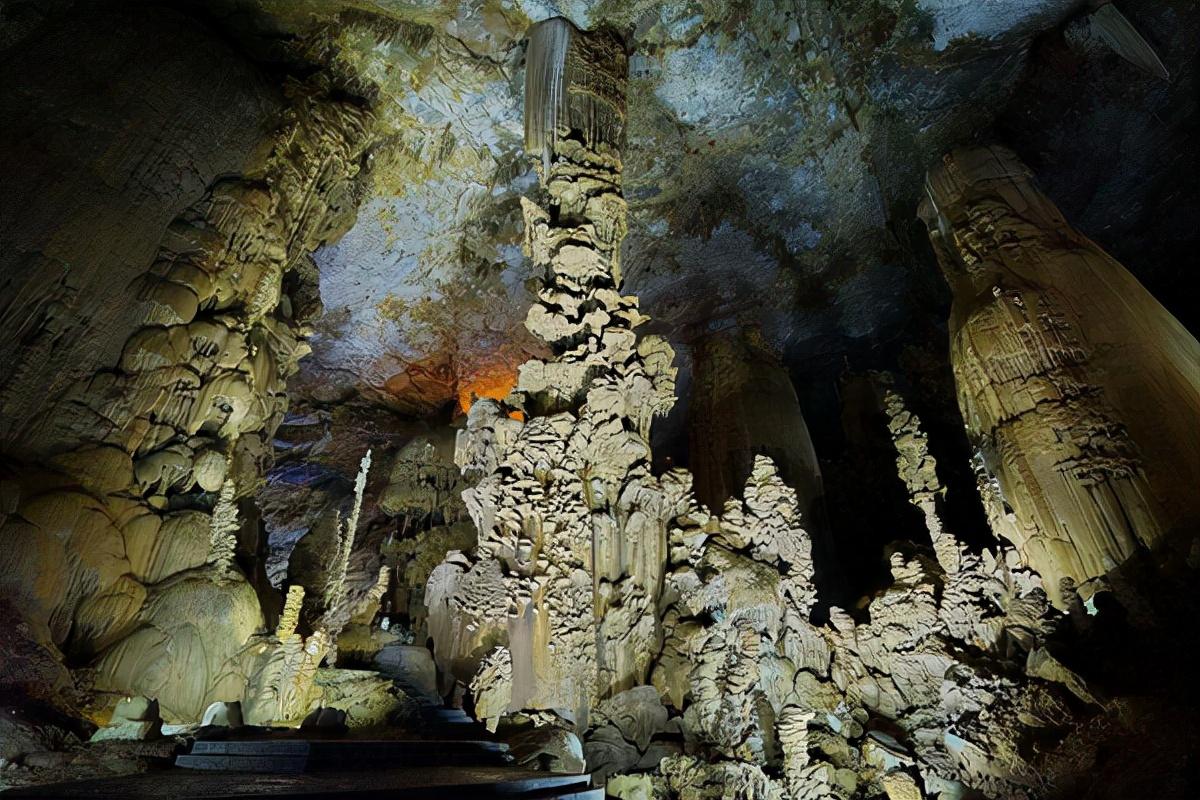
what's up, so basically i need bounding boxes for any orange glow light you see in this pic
[457,363,524,420]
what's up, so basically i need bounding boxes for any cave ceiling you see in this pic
[125,0,1193,432]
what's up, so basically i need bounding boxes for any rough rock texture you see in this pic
[423,19,1103,800]
[427,18,680,725]
[877,372,960,574]
[633,452,1084,799]
[281,0,1199,423]
[920,144,1200,601]
[3,2,1199,797]
[211,0,1197,628]
[688,325,825,537]
[0,5,376,721]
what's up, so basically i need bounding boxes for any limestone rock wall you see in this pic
[920,144,1200,599]
[0,8,376,720]
[1,9,280,456]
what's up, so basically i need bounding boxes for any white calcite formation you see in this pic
[616,456,1089,799]
[876,373,959,574]
[0,70,377,722]
[427,17,678,726]
[235,450,394,726]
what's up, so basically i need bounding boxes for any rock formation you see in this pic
[920,144,1200,602]
[2,4,1199,797]
[688,324,827,546]
[231,449,398,726]
[626,413,1089,799]
[0,10,377,720]
[876,373,960,573]
[427,16,679,725]
[420,21,1104,800]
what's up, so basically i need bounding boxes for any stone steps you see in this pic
[175,737,511,773]
[4,731,602,799]
[2,765,602,798]
[415,705,492,738]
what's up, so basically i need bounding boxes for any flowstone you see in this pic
[0,60,377,721]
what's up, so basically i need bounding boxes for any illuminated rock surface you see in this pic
[0,2,1198,798]
[921,144,1200,600]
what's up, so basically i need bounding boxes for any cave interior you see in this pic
[1,1,1198,798]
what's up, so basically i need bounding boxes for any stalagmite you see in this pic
[276,585,306,639]
[429,16,679,728]
[321,451,373,627]
[688,325,827,544]
[207,478,241,579]
[876,373,960,573]
[920,144,1200,602]
[415,22,1111,800]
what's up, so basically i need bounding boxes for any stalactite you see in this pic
[524,17,572,172]
[524,17,627,175]
[920,144,1200,603]
[1090,3,1169,80]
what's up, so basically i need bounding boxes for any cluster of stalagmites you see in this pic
[3,11,1195,796]
[0,75,391,725]
[421,20,1107,800]
[439,380,1095,799]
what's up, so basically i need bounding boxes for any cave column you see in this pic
[431,18,678,728]
[920,145,1200,602]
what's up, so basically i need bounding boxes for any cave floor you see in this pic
[2,764,599,799]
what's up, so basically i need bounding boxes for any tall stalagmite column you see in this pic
[920,145,1200,600]
[427,18,677,727]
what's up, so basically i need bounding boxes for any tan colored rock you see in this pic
[192,449,228,493]
[94,574,265,721]
[430,19,677,730]
[920,144,1200,599]
[881,771,923,800]
[90,696,163,742]
[123,511,208,584]
[276,585,305,639]
[47,447,134,496]
[471,647,513,733]
[312,669,404,729]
